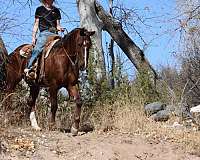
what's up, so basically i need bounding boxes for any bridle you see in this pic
[83,40,88,69]
[62,42,77,67]
[62,38,88,69]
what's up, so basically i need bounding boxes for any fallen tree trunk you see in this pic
[95,1,158,83]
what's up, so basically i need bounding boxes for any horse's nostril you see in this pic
[80,67,84,71]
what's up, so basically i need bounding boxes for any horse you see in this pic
[4,28,95,135]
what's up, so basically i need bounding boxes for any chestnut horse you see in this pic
[4,28,95,135]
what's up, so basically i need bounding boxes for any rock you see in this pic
[190,104,200,113]
[165,105,176,112]
[168,122,184,130]
[144,102,166,116]
[150,110,170,122]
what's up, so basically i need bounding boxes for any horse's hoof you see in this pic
[71,126,78,136]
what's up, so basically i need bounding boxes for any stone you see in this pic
[150,110,170,122]
[144,102,166,116]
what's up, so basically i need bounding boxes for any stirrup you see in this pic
[24,68,30,74]
[24,68,37,80]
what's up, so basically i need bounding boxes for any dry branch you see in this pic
[95,1,158,83]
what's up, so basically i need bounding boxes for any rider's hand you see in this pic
[57,26,65,32]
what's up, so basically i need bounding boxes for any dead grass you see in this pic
[89,98,200,155]
[1,85,200,156]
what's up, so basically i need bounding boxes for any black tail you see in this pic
[0,37,8,90]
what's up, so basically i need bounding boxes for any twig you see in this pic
[0,92,16,106]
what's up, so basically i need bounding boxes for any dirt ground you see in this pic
[0,127,200,160]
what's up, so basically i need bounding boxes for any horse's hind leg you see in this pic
[4,84,15,111]
[4,80,19,111]
[49,87,58,130]
[27,85,41,130]
[68,85,82,136]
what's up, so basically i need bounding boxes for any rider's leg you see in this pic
[27,31,56,69]
[27,34,46,68]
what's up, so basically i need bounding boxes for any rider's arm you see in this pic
[56,20,64,32]
[32,18,39,46]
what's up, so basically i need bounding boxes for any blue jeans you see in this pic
[27,30,57,68]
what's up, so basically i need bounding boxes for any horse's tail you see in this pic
[0,37,8,90]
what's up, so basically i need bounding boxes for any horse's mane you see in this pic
[63,28,81,41]
[53,28,81,49]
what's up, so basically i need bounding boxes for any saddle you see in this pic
[22,35,61,82]
[19,44,33,58]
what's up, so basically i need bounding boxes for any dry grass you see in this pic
[1,84,200,156]
[89,98,200,155]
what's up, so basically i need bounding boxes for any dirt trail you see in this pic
[0,128,200,160]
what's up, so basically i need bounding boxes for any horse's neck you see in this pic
[63,38,77,56]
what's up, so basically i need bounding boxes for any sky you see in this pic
[0,0,180,77]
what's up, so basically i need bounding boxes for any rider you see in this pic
[25,0,64,73]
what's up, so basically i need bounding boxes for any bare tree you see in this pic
[77,0,157,87]
[96,2,157,80]
[77,0,106,83]
[176,0,200,106]
[108,0,115,89]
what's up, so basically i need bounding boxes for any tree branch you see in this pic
[94,1,158,81]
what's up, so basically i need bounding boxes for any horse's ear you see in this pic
[85,31,95,37]
[80,28,85,36]
[80,28,95,36]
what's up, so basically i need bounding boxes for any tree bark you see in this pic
[108,0,115,89]
[95,1,158,82]
[77,0,106,81]
[0,36,8,57]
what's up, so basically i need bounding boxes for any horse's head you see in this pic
[77,28,95,71]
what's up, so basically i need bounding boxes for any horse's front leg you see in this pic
[28,85,41,131]
[49,87,58,130]
[68,85,82,136]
